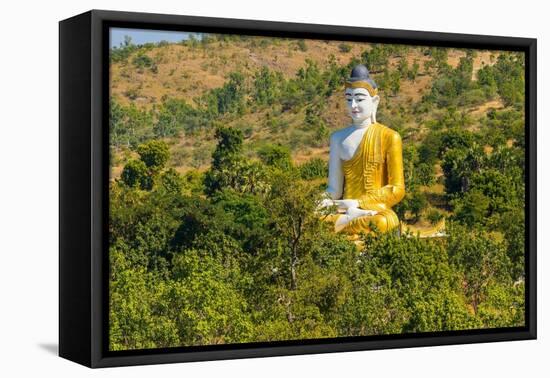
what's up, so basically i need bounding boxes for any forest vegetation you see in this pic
[108,34,526,350]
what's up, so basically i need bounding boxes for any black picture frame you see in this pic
[59,9,537,368]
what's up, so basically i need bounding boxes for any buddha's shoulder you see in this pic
[373,122,398,134]
[374,122,402,140]
[329,125,356,141]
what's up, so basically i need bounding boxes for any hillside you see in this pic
[109,36,503,177]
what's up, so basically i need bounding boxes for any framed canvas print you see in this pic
[59,9,537,368]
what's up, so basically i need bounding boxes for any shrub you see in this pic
[299,158,328,180]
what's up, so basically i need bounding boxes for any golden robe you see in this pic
[329,122,405,234]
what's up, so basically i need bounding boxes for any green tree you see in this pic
[492,52,525,107]
[408,59,420,81]
[397,57,409,78]
[408,190,428,221]
[154,98,204,137]
[389,69,401,96]
[109,249,179,350]
[132,51,158,73]
[257,144,292,171]
[446,223,512,315]
[252,66,282,106]
[121,159,151,190]
[269,171,324,290]
[441,143,484,195]
[137,140,170,173]
[361,44,389,73]
[199,71,247,116]
[109,102,154,148]
[168,250,253,345]
[452,190,490,226]
[476,64,498,99]
[204,126,269,196]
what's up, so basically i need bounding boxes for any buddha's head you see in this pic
[345,64,380,125]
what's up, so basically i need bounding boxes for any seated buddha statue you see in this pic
[318,64,405,235]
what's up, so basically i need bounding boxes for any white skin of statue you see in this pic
[318,87,381,231]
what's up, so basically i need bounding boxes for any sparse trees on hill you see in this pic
[361,44,389,73]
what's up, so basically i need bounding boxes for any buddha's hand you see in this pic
[316,192,336,210]
[318,198,335,209]
[346,207,378,218]
[333,199,360,210]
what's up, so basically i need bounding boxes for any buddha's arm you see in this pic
[326,133,344,200]
[358,131,405,209]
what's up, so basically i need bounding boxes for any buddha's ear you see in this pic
[372,95,380,123]
[372,94,380,108]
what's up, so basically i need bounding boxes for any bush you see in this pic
[257,144,292,170]
[132,51,158,73]
[121,159,151,190]
[427,208,444,225]
[137,140,170,172]
[296,39,308,52]
[338,43,352,53]
[299,158,328,180]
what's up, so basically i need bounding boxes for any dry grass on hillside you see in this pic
[110,39,504,176]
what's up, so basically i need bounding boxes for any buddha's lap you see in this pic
[343,212,396,233]
[323,209,399,234]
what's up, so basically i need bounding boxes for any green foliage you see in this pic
[407,59,420,81]
[476,64,498,99]
[446,223,517,317]
[397,57,409,78]
[110,137,526,349]
[204,126,270,196]
[158,168,184,194]
[109,252,179,350]
[417,163,436,186]
[481,108,525,147]
[108,45,526,350]
[154,98,206,137]
[492,52,525,107]
[296,39,308,52]
[257,144,292,171]
[197,71,247,117]
[121,159,151,190]
[341,231,477,334]
[110,35,138,64]
[401,144,436,191]
[408,190,428,221]
[361,44,389,73]
[299,158,328,180]
[267,171,325,290]
[423,50,524,109]
[278,57,348,114]
[427,208,444,225]
[425,53,473,106]
[252,66,283,106]
[452,190,490,226]
[167,250,253,344]
[132,51,158,73]
[137,140,170,172]
[110,99,154,148]
[438,127,476,158]
[441,142,484,195]
[424,47,449,73]
[389,69,401,96]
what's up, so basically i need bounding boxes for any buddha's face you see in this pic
[345,87,379,125]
